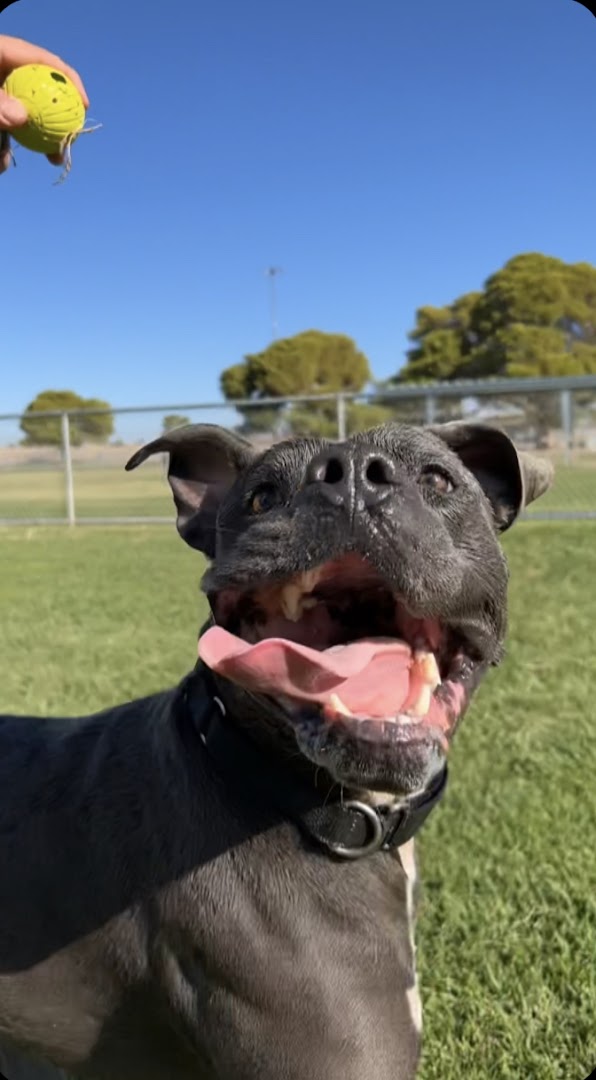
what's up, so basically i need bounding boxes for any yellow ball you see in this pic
[2,63,86,155]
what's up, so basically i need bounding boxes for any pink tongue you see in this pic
[199,627,415,717]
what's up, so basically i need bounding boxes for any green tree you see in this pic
[220,330,372,436]
[20,390,114,447]
[77,397,114,443]
[345,402,391,432]
[394,253,596,442]
[162,414,191,433]
[289,400,401,439]
[397,254,596,383]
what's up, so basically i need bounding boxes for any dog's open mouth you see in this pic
[199,554,476,746]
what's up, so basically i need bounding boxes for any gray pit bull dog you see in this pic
[0,422,553,1080]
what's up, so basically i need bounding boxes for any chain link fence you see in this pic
[1,376,595,525]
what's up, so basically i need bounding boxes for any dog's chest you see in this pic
[148,834,421,1080]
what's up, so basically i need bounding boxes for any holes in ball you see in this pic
[50,72,67,84]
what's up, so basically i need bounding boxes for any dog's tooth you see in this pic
[405,683,433,718]
[280,568,322,620]
[413,651,441,689]
[326,693,351,717]
[300,568,322,592]
[405,652,440,716]
[281,584,303,622]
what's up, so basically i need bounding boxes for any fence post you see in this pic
[61,412,76,526]
[424,393,437,425]
[336,394,347,440]
[560,389,573,466]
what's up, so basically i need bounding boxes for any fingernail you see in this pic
[0,98,28,127]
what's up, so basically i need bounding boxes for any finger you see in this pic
[0,131,12,174]
[46,151,65,167]
[0,87,27,128]
[0,35,90,108]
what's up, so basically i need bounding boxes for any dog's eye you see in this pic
[420,468,454,496]
[249,486,278,515]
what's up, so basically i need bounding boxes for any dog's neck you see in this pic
[210,675,418,808]
[185,665,448,861]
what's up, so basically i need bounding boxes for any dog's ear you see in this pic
[125,424,255,555]
[429,422,554,531]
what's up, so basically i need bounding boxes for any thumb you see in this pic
[0,132,12,176]
[0,89,27,129]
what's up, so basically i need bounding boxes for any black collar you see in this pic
[184,673,448,860]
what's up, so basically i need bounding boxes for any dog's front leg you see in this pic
[399,840,422,1039]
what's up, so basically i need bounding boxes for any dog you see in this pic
[0,421,553,1080]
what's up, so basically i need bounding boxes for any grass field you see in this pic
[1,522,596,1078]
[0,464,172,520]
[0,458,595,519]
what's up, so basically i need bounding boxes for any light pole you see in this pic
[265,266,283,340]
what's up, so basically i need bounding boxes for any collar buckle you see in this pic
[326,801,385,859]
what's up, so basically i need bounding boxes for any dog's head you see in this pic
[127,422,553,797]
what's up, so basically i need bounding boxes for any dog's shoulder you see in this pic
[0,680,196,828]
[0,678,214,971]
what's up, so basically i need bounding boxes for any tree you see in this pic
[20,390,114,447]
[396,254,596,383]
[78,397,114,443]
[289,400,400,439]
[393,253,596,442]
[162,414,191,433]
[220,330,372,436]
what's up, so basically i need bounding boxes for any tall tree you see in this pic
[20,390,114,447]
[220,330,372,436]
[78,397,114,443]
[393,253,596,441]
[396,254,596,383]
[162,414,191,433]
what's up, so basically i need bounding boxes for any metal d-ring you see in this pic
[327,800,384,859]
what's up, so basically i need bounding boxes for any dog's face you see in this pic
[127,422,553,797]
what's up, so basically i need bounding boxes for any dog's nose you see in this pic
[305,446,399,509]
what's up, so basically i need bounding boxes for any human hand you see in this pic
[0,35,89,174]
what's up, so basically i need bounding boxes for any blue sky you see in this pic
[1,0,596,440]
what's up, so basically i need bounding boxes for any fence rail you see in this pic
[1,375,595,526]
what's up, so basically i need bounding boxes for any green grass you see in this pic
[0,460,595,519]
[1,522,595,1077]
[0,465,171,520]
[532,464,596,515]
